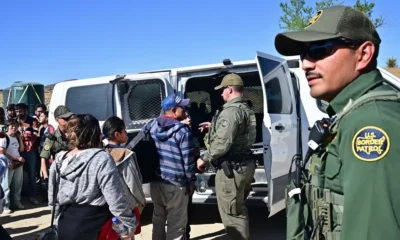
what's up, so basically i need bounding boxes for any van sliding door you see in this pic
[255,51,298,217]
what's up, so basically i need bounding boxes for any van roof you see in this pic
[59,55,302,83]
[138,56,301,74]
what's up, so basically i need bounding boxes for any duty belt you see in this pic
[213,154,252,170]
[227,153,251,164]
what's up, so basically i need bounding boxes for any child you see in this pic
[0,119,25,213]
[38,111,55,183]
[101,116,145,238]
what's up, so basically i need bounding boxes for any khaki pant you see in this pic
[150,181,188,240]
[215,160,256,240]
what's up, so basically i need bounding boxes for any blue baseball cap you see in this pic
[161,92,190,111]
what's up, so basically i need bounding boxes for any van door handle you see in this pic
[275,124,285,131]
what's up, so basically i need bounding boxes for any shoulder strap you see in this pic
[330,90,400,133]
[143,119,155,134]
[125,120,155,151]
[5,135,9,149]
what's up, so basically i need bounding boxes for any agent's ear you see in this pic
[356,41,375,71]
[227,86,233,94]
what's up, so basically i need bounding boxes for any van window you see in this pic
[257,56,293,114]
[65,84,113,121]
[121,79,166,129]
[243,86,263,114]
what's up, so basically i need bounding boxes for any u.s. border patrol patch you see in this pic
[352,126,390,162]
[221,119,229,127]
[44,144,51,151]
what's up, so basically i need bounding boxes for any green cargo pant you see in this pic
[215,160,256,240]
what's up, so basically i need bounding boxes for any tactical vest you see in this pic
[307,90,400,240]
[206,101,256,156]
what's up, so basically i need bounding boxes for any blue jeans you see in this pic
[1,166,23,209]
[0,170,7,211]
[20,152,37,198]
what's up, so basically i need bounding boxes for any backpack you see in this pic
[126,120,160,184]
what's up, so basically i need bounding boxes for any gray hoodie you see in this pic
[105,146,146,210]
[48,148,136,231]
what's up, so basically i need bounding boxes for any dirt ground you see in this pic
[0,197,286,240]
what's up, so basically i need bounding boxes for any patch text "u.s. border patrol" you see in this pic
[352,126,390,162]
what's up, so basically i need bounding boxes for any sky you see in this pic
[0,0,398,89]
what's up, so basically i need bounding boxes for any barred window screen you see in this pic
[185,91,211,113]
[243,86,264,114]
[123,79,165,129]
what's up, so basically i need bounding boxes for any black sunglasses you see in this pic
[301,39,362,61]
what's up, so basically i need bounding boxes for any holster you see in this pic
[221,161,234,178]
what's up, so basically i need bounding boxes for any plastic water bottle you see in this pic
[112,217,129,236]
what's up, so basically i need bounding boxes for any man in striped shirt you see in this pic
[149,92,196,240]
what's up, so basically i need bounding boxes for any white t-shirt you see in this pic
[0,135,20,159]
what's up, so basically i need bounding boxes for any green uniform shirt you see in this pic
[203,96,256,163]
[40,127,68,160]
[323,69,400,239]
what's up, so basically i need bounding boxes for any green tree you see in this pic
[386,57,398,68]
[279,0,385,31]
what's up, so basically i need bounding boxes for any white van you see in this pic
[48,51,400,217]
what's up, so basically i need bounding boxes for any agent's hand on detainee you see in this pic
[199,122,211,132]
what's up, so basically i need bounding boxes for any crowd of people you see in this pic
[0,103,53,213]
[0,103,147,239]
[0,72,257,240]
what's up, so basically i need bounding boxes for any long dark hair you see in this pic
[66,114,102,150]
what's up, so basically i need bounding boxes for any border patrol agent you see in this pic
[198,73,257,240]
[40,105,73,188]
[275,5,400,240]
